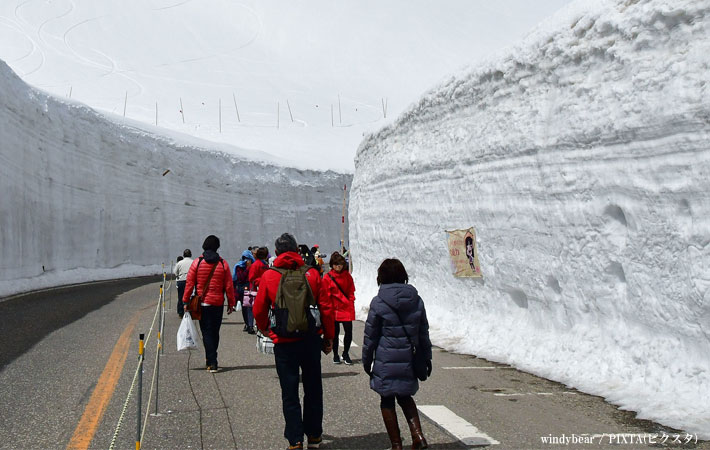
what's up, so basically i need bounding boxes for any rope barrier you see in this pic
[109,283,163,449]
[140,339,161,443]
[108,356,142,450]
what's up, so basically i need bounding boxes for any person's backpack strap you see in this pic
[198,259,219,300]
[327,273,349,300]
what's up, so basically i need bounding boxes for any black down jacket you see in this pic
[362,283,432,397]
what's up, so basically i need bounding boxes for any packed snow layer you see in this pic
[351,0,710,437]
[0,59,350,298]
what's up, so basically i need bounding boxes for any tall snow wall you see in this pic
[0,60,350,297]
[350,0,710,436]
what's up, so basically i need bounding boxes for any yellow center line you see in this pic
[67,310,143,450]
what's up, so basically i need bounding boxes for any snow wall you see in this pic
[0,60,350,298]
[350,0,710,436]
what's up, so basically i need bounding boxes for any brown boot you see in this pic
[400,398,428,449]
[381,407,403,450]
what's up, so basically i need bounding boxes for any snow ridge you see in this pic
[0,59,350,297]
[351,0,710,436]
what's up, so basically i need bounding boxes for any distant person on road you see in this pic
[322,252,355,365]
[299,244,320,274]
[173,249,193,318]
[233,250,255,332]
[253,233,335,450]
[245,247,269,334]
[312,246,325,276]
[182,235,236,373]
[362,258,432,450]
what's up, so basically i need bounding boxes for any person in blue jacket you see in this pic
[362,258,433,450]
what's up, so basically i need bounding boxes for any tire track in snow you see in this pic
[152,3,262,68]
[0,16,34,62]
[36,0,74,47]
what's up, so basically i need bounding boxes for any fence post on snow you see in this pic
[180,98,185,123]
[123,92,128,118]
[287,99,294,122]
[233,93,240,122]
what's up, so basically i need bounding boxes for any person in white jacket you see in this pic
[173,249,193,318]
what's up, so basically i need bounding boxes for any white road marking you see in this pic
[493,392,576,397]
[418,405,500,446]
[442,366,496,370]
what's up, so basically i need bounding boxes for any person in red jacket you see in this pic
[322,252,356,365]
[182,235,236,373]
[244,247,269,334]
[253,233,334,450]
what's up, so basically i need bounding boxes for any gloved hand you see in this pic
[426,360,432,377]
[364,362,372,377]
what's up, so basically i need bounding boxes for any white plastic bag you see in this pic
[256,330,274,355]
[235,301,242,312]
[177,313,199,351]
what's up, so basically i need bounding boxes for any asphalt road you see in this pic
[0,279,707,450]
[0,276,161,370]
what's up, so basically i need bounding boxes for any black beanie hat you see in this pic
[202,235,220,251]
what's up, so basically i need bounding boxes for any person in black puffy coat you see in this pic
[362,259,432,450]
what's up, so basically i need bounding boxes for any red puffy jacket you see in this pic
[248,259,270,290]
[182,255,236,308]
[253,252,334,344]
[322,269,356,322]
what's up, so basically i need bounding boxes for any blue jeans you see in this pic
[244,306,254,328]
[274,335,323,445]
[199,305,224,367]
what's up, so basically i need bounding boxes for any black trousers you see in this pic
[274,335,323,446]
[199,305,224,367]
[333,321,353,356]
[176,280,186,316]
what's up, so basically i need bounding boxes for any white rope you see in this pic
[109,285,163,449]
[108,356,142,450]
[140,340,161,443]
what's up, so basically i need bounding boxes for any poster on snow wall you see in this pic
[446,227,482,278]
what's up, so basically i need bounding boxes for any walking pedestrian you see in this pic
[362,259,433,450]
[253,233,335,450]
[233,250,255,331]
[173,249,193,318]
[182,235,236,373]
[322,252,355,365]
[245,247,269,334]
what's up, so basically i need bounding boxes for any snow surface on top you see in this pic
[352,0,710,437]
[0,58,349,297]
[0,0,572,172]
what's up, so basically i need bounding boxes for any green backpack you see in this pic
[268,266,321,337]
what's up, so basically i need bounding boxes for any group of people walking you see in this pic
[176,233,432,450]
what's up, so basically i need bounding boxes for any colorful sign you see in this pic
[446,227,482,278]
